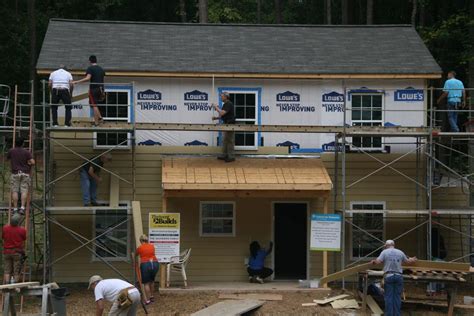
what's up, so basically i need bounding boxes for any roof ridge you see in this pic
[49,18,414,28]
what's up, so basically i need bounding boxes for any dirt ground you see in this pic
[19,283,473,315]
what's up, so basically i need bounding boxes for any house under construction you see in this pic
[1,19,472,287]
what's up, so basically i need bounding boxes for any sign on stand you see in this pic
[310,214,341,251]
[148,213,180,262]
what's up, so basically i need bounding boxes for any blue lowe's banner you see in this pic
[137,89,161,100]
[322,91,344,103]
[276,91,300,102]
[394,87,424,102]
[184,90,208,101]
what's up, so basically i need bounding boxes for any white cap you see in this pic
[88,275,102,289]
[385,240,395,247]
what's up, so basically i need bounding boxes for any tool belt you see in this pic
[117,286,135,309]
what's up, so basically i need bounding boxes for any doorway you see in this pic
[273,202,308,279]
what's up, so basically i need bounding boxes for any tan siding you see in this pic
[49,137,471,281]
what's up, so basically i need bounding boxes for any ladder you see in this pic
[5,83,35,312]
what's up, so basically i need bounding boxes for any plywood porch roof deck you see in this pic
[162,157,332,193]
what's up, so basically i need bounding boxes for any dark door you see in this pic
[274,203,307,279]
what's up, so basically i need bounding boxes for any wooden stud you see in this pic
[109,175,120,208]
[322,196,329,287]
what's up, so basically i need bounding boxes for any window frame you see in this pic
[218,88,261,151]
[91,201,131,262]
[199,201,236,237]
[350,93,384,151]
[93,87,132,149]
[349,201,386,261]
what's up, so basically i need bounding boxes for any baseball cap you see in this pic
[88,275,102,289]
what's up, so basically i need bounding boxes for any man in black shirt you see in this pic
[74,55,105,126]
[212,92,236,162]
[79,154,112,206]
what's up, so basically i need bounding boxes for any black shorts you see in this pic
[140,261,159,283]
[51,89,71,105]
[88,87,104,106]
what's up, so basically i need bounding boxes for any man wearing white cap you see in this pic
[88,275,141,316]
[371,240,417,316]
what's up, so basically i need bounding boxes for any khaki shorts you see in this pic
[3,253,22,275]
[10,173,31,194]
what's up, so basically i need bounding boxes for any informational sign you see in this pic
[148,213,180,262]
[310,214,341,251]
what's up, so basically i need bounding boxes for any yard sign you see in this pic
[148,213,180,262]
[310,213,341,251]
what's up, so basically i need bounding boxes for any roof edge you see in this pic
[48,18,415,28]
[36,69,442,79]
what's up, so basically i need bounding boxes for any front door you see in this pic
[274,202,307,279]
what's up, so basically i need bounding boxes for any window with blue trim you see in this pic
[95,89,131,148]
[229,92,257,148]
[351,94,383,150]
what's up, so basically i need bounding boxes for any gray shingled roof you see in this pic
[36,19,441,75]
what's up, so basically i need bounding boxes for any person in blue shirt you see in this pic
[437,71,466,132]
[247,241,273,284]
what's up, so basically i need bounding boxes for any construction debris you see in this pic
[330,299,360,309]
[191,299,264,316]
[366,295,383,315]
[313,294,350,305]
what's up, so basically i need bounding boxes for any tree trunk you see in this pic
[257,0,261,24]
[366,0,373,24]
[419,0,425,26]
[341,0,348,24]
[326,0,332,24]
[274,0,282,24]
[198,0,208,23]
[179,0,187,23]
[411,0,417,26]
[27,0,36,94]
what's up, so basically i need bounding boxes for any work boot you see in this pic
[256,277,264,284]
[217,156,227,160]
[225,157,235,163]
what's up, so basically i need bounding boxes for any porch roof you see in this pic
[161,157,332,194]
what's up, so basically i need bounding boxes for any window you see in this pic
[350,202,385,260]
[200,202,235,236]
[93,202,130,261]
[95,89,131,148]
[351,94,383,150]
[228,91,258,149]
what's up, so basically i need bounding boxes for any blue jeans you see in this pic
[80,168,97,205]
[384,274,403,316]
[447,102,460,132]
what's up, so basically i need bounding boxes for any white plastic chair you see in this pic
[0,84,11,122]
[166,248,191,287]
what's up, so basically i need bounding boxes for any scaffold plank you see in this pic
[47,122,433,136]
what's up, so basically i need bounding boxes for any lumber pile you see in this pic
[302,294,359,310]
[320,260,472,286]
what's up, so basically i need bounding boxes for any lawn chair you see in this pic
[0,84,11,124]
[166,248,191,288]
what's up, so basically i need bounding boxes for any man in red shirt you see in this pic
[7,137,35,214]
[2,214,26,283]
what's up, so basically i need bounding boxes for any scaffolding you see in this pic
[1,81,473,287]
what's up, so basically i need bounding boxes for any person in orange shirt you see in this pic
[136,235,158,304]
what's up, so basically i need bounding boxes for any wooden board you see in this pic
[109,175,120,208]
[404,260,471,272]
[131,201,143,247]
[191,299,264,316]
[302,303,318,307]
[218,293,282,301]
[330,299,360,309]
[0,282,39,290]
[366,295,383,315]
[313,294,350,305]
[320,263,375,285]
